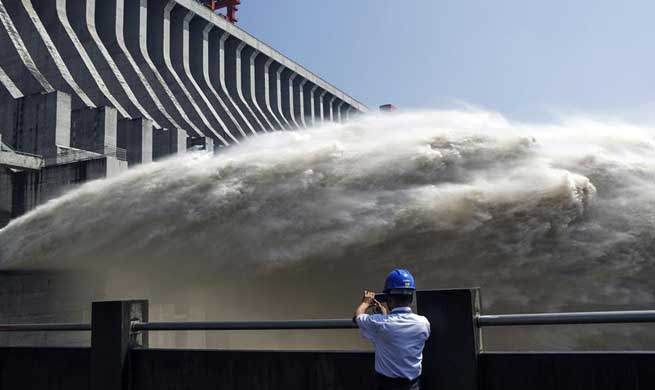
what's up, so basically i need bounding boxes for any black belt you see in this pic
[375,373,419,385]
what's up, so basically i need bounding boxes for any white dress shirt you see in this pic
[356,307,431,380]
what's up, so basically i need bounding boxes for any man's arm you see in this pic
[352,290,388,323]
[354,290,376,319]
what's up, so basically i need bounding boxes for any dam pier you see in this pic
[0,0,366,228]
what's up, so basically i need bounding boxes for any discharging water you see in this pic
[0,110,654,349]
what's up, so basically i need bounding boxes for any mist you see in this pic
[0,110,653,350]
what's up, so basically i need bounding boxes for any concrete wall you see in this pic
[0,91,71,157]
[0,272,101,347]
[4,157,124,221]
[0,168,12,226]
[0,0,366,228]
[0,347,90,390]
[5,347,655,390]
[132,349,375,390]
[0,347,372,390]
[480,352,655,390]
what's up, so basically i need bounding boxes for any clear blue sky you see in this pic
[239,0,655,122]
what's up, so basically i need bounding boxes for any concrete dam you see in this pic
[0,0,366,227]
[1,0,654,356]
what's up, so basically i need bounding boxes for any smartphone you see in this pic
[375,293,388,302]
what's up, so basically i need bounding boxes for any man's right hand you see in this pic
[355,290,383,320]
[362,290,376,305]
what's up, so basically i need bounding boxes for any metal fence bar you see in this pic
[0,323,91,332]
[478,310,655,327]
[132,319,358,332]
[4,310,655,332]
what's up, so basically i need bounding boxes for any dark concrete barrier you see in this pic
[130,349,374,390]
[479,352,655,390]
[417,289,481,390]
[0,347,90,390]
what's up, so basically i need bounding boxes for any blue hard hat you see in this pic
[383,269,416,293]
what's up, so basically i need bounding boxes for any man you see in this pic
[353,269,430,390]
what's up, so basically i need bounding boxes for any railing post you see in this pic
[416,288,481,390]
[91,300,149,390]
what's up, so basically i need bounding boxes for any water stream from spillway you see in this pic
[0,110,654,349]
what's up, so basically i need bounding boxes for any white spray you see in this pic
[0,110,653,349]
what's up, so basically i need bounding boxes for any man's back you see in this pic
[356,307,431,381]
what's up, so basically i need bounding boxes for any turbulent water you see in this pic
[0,110,654,349]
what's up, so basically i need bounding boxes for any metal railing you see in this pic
[0,323,91,332]
[131,319,357,332]
[478,310,655,327]
[4,310,655,333]
[45,144,127,166]
[0,142,42,159]
[0,319,356,333]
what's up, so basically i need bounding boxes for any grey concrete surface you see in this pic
[314,88,326,125]
[341,102,351,123]
[326,94,336,123]
[33,0,130,118]
[224,37,261,134]
[8,156,126,218]
[0,150,43,171]
[274,63,292,129]
[0,65,23,103]
[235,42,266,132]
[254,56,281,129]
[153,127,188,160]
[300,79,312,127]
[3,0,94,109]
[0,1,54,99]
[66,0,156,125]
[206,27,248,138]
[147,0,213,137]
[95,0,180,130]
[195,22,241,142]
[0,91,71,157]
[287,72,302,129]
[0,271,103,346]
[331,98,342,123]
[0,0,365,227]
[118,117,154,166]
[0,167,12,227]
[279,68,296,129]
[336,101,345,123]
[71,106,118,152]
[185,12,235,144]
[217,29,255,137]
[175,0,367,113]
[219,32,256,135]
[169,5,229,144]
[245,49,273,131]
[292,75,304,128]
[0,134,44,170]
[307,85,319,127]
[265,58,289,130]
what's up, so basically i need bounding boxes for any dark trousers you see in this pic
[375,373,420,390]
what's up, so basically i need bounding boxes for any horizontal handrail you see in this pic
[0,323,91,332]
[132,319,358,332]
[3,310,654,332]
[478,310,655,327]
